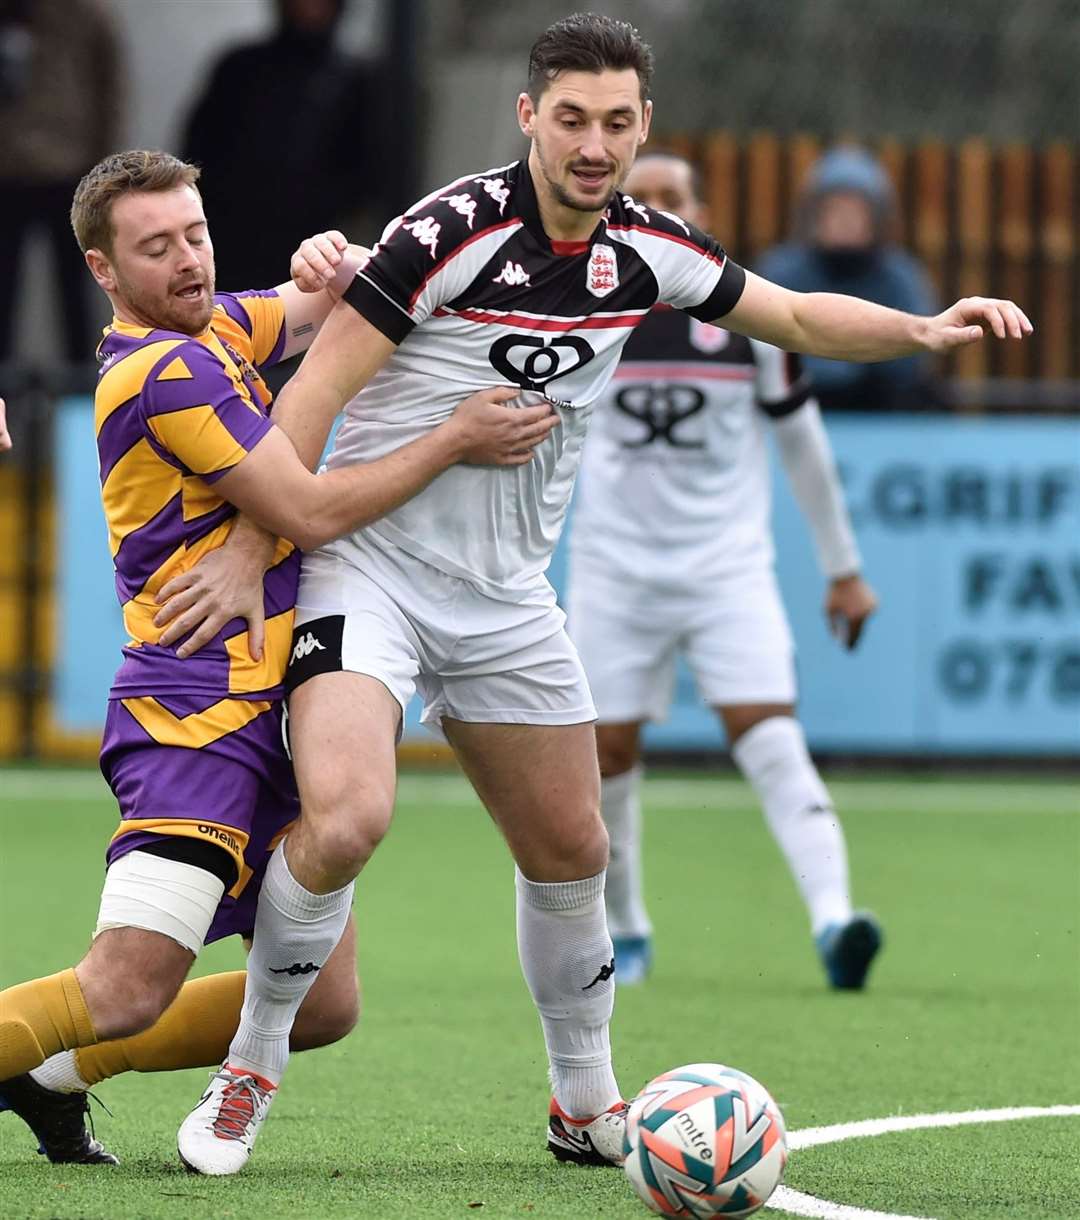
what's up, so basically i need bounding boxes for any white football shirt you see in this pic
[328,160,745,599]
[571,307,811,588]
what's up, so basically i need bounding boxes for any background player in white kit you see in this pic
[173,13,1031,1176]
[567,153,882,988]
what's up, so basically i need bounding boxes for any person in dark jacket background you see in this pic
[182,0,382,295]
[758,146,939,411]
[0,0,124,363]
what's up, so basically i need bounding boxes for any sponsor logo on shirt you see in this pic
[441,192,477,229]
[492,260,531,287]
[488,334,596,395]
[622,195,651,222]
[614,382,707,448]
[689,319,730,354]
[403,216,441,259]
[586,243,619,298]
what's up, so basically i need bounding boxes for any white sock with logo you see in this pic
[731,716,852,936]
[600,766,652,940]
[515,868,621,1119]
[227,841,353,1085]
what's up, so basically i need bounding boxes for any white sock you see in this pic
[30,1051,90,1095]
[731,716,852,936]
[227,841,354,1085]
[600,766,652,939]
[515,868,621,1120]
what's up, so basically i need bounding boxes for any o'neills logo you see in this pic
[198,824,241,855]
[586,243,619,298]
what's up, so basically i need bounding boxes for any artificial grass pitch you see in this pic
[0,769,1077,1219]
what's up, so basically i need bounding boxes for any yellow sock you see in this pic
[0,969,97,1076]
[75,971,246,1085]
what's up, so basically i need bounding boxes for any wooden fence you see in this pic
[658,133,1079,393]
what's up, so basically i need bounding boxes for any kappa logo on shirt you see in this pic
[657,209,691,236]
[477,175,510,214]
[622,195,651,222]
[492,260,531,287]
[586,243,619,298]
[403,216,441,259]
[441,192,477,229]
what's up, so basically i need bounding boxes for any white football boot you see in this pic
[177,1064,277,1175]
[547,1096,629,1166]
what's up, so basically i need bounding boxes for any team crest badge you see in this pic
[586,243,619,298]
[689,318,730,353]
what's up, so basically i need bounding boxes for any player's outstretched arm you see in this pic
[722,270,1033,363]
[0,397,11,452]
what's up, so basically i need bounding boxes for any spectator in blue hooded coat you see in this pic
[758,146,939,411]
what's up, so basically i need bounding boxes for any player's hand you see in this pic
[0,397,11,452]
[826,573,878,650]
[922,297,1033,353]
[290,230,349,292]
[445,386,561,466]
[153,529,274,660]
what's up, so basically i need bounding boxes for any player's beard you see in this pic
[115,264,216,335]
[534,135,623,215]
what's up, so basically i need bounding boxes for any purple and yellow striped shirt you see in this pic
[94,291,300,724]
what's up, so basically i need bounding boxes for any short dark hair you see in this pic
[71,150,201,255]
[528,12,654,105]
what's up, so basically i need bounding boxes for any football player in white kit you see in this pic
[567,153,882,989]
[175,13,1032,1175]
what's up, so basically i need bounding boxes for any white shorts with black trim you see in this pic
[287,532,597,731]
[566,562,797,724]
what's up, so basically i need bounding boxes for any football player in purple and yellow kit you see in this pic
[0,150,557,1165]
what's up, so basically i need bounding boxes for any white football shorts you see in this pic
[566,561,797,723]
[287,532,597,731]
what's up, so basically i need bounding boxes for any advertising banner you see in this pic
[54,404,1079,755]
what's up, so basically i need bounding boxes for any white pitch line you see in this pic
[768,1187,926,1220]
[768,1105,1080,1219]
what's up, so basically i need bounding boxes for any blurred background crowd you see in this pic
[0,0,1077,762]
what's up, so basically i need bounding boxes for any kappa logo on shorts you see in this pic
[285,614,345,696]
[291,631,326,664]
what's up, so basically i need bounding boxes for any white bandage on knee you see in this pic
[94,850,225,955]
